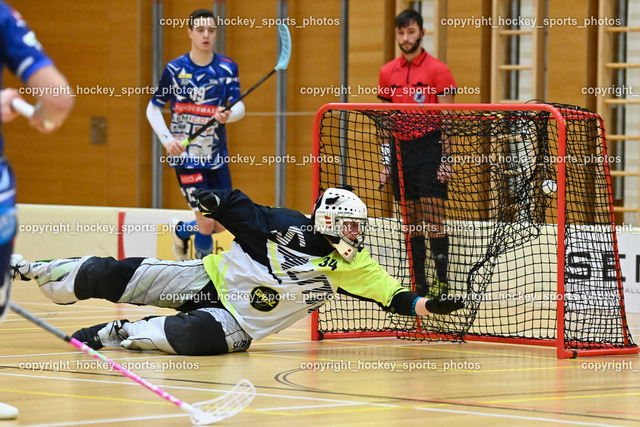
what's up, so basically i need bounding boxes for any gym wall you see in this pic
[2,1,601,214]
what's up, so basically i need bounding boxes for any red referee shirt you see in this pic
[378,48,456,103]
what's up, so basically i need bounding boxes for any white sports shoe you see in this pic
[0,401,18,419]
[9,254,35,281]
[169,218,190,261]
[9,255,52,286]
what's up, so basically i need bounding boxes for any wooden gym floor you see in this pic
[1,279,640,426]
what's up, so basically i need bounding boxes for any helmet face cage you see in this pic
[334,216,367,248]
[313,188,368,262]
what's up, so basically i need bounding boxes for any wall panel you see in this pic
[1,0,599,214]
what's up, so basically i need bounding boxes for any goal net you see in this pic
[311,102,638,359]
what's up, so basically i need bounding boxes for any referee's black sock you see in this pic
[429,235,449,285]
[409,235,427,296]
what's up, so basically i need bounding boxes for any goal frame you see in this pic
[310,102,638,359]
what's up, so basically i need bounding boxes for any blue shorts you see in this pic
[174,165,232,210]
[0,160,17,320]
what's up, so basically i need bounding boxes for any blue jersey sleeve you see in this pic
[0,2,53,82]
[225,61,241,104]
[151,64,174,108]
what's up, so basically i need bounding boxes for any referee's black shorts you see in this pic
[390,130,448,201]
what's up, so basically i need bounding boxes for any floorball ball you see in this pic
[542,179,557,195]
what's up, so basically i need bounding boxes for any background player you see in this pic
[0,1,73,419]
[10,188,465,356]
[147,9,245,260]
[378,9,456,298]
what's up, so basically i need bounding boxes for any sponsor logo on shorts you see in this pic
[250,286,280,312]
[179,173,204,184]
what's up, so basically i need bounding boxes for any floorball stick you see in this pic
[182,24,292,147]
[10,302,255,425]
[10,98,55,130]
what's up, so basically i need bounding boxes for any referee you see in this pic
[377,9,457,298]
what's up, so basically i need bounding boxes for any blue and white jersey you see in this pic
[0,2,53,154]
[151,53,241,170]
[0,2,52,320]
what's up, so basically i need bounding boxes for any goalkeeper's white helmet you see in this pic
[313,188,368,262]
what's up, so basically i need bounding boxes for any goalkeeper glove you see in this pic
[425,294,465,315]
[193,188,220,218]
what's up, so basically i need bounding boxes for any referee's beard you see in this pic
[399,38,422,56]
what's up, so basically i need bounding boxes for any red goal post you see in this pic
[310,102,638,359]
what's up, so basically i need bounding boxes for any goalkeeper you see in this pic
[10,188,464,356]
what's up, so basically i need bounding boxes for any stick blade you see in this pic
[275,24,292,70]
[190,379,256,425]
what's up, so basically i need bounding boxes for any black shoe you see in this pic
[431,278,449,298]
[72,319,129,350]
[415,279,449,298]
[72,323,108,350]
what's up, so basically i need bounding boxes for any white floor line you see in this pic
[0,371,398,406]
[255,401,378,412]
[8,301,152,310]
[0,351,85,359]
[255,344,385,353]
[251,341,451,353]
[2,315,127,323]
[0,371,245,395]
[21,413,187,427]
[414,406,622,427]
[252,336,408,346]
[0,353,186,365]
[3,307,152,315]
